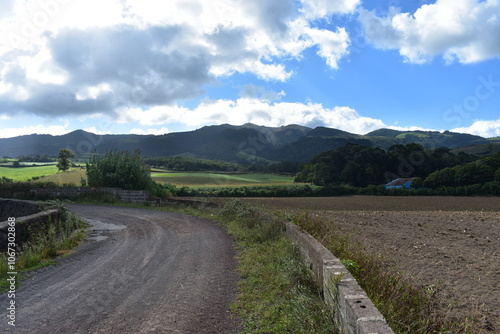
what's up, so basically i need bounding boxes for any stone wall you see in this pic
[0,199,59,250]
[29,187,149,203]
[285,221,394,334]
[0,198,41,221]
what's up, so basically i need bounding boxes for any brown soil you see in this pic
[241,196,500,333]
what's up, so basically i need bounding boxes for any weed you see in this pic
[219,200,285,243]
[340,259,361,275]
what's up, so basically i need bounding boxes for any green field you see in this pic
[151,172,294,186]
[1,165,295,188]
[0,165,59,181]
[0,165,88,185]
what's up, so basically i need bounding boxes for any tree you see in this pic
[57,149,75,172]
[455,163,494,186]
[411,177,424,189]
[424,167,456,188]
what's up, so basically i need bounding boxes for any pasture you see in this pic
[0,164,295,188]
[39,168,87,185]
[0,165,59,181]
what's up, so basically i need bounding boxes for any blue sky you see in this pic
[0,0,499,138]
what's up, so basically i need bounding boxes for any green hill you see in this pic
[0,124,493,164]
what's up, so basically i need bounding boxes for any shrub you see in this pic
[86,150,153,190]
[149,182,177,198]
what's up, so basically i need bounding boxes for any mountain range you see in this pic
[1,123,499,164]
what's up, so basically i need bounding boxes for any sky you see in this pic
[0,0,500,139]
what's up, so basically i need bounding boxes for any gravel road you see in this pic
[1,204,240,334]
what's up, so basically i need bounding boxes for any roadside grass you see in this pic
[289,212,481,334]
[217,201,337,333]
[0,202,87,291]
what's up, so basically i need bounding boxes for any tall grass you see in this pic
[290,212,484,334]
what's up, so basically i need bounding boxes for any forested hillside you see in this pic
[1,123,498,164]
[294,143,483,187]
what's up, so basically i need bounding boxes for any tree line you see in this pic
[293,143,498,188]
[144,157,243,172]
[17,154,56,162]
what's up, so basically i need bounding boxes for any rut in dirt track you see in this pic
[1,204,240,334]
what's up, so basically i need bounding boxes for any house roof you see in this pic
[385,178,415,187]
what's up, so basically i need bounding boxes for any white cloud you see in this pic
[388,125,441,132]
[76,84,112,101]
[0,124,69,138]
[19,48,68,85]
[129,127,170,136]
[302,26,350,69]
[82,126,113,135]
[359,0,500,63]
[452,118,500,138]
[300,0,360,19]
[117,97,386,134]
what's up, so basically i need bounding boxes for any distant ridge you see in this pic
[365,128,404,138]
[0,124,495,163]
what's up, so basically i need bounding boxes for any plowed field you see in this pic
[242,196,500,333]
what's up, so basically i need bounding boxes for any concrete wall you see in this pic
[30,187,149,203]
[0,199,59,250]
[285,222,394,334]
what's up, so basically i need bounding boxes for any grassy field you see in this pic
[41,169,87,185]
[0,165,59,181]
[0,165,87,184]
[151,172,294,187]
[0,165,295,188]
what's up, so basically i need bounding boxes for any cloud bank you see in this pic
[359,0,500,64]
[117,97,386,135]
[0,0,356,119]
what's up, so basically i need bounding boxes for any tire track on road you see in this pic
[1,205,239,334]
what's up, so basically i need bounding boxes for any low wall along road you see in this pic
[285,221,394,334]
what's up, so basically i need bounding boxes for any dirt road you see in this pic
[1,205,240,334]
